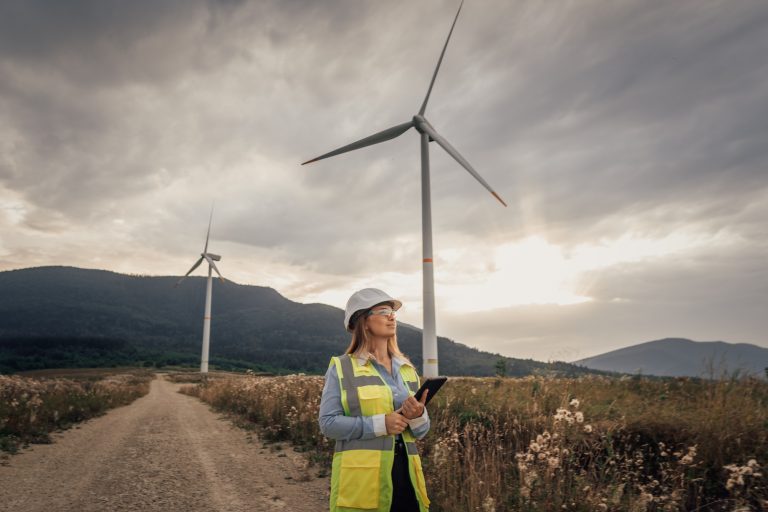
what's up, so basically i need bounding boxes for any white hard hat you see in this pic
[343,288,402,332]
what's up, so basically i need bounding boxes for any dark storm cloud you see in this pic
[414,0,768,246]
[542,4,765,233]
[2,0,766,225]
[0,0,425,233]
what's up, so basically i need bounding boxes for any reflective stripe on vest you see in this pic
[337,354,383,416]
[334,436,418,455]
[329,354,430,511]
[335,436,394,452]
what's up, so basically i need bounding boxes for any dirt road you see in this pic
[0,375,329,512]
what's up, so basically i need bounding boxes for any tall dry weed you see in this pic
[186,373,768,511]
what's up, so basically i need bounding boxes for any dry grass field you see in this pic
[0,369,153,454]
[182,373,768,511]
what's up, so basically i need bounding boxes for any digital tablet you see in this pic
[414,377,447,406]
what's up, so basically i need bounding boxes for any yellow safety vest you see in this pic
[329,354,430,511]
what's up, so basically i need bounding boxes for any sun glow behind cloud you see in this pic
[438,237,592,311]
[438,231,722,313]
[290,229,726,329]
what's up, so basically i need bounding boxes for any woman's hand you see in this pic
[400,390,428,420]
[385,412,409,434]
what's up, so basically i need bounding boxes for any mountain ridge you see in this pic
[574,337,768,378]
[0,266,598,377]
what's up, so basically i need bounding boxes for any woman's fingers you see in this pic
[402,394,425,419]
[386,411,409,434]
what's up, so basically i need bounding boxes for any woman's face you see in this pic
[365,304,397,338]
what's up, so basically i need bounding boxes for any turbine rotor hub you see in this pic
[412,114,431,134]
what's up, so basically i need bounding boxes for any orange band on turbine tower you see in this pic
[423,258,433,263]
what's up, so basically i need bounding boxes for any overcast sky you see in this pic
[1,0,766,362]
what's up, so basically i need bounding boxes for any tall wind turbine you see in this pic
[302,1,506,378]
[176,209,226,373]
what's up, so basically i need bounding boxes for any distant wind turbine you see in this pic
[176,209,226,373]
[302,1,506,378]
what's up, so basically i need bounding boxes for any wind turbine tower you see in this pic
[176,210,226,373]
[302,1,506,378]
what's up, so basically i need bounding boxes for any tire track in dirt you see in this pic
[0,375,329,512]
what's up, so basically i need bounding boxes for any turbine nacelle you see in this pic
[203,253,221,261]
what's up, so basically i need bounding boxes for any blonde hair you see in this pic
[345,311,411,364]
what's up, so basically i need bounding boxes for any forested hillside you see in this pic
[0,266,599,376]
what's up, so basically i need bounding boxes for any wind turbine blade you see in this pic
[302,121,414,165]
[418,0,464,116]
[421,123,507,207]
[205,256,226,283]
[204,206,214,254]
[175,257,205,286]
[185,257,205,276]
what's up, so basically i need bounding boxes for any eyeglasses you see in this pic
[367,308,397,318]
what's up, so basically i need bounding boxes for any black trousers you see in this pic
[390,436,420,512]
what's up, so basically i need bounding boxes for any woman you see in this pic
[319,288,431,512]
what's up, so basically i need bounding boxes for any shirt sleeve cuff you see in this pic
[372,414,387,437]
[406,409,428,430]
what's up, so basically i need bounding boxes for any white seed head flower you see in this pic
[554,408,571,422]
[569,398,580,408]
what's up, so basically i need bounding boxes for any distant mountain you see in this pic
[0,266,598,377]
[574,338,768,378]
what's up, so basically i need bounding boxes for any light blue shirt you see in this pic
[319,355,431,441]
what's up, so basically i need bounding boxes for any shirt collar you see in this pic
[355,351,411,369]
